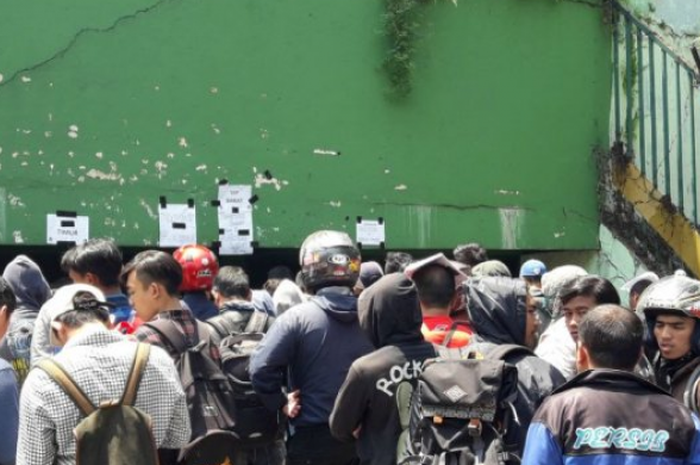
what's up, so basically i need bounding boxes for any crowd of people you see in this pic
[1,232,700,464]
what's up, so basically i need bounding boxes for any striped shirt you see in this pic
[16,326,190,465]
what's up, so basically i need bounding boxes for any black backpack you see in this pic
[398,344,532,465]
[144,320,238,465]
[37,343,158,465]
[207,310,285,445]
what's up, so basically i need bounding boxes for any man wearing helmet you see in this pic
[173,244,220,320]
[639,275,700,412]
[250,231,374,465]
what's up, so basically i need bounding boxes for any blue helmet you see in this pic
[519,259,547,279]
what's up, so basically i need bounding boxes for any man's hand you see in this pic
[282,389,301,418]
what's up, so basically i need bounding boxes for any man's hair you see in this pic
[413,265,456,309]
[121,250,182,296]
[385,252,413,274]
[267,265,294,280]
[214,266,251,300]
[579,304,643,370]
[453,243,488,267]
[630,279,654,298]
[56,291,111,328]
[0,277,17,316]
[61,238,123,287]
[559,275,620,307]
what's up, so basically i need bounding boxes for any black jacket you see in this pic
[330,273,437,465]
[250,287,373,427]
[523,369,700,464]
[465,277,566,454]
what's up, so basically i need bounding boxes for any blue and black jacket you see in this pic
[522,369,700,465]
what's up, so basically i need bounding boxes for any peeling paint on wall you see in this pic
[407,205,434,248]
[139,199,157,220]
[12,230,24,244]
[495,189,521,196]
[8,194,25,208]
[68,125,79,139]
[254,173,288,191]
[499,207,524,249]
[85,169,122,182]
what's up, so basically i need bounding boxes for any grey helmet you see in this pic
[299,230,361,293]
[638,275,700,320]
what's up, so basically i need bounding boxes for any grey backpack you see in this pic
[398,344,531,465]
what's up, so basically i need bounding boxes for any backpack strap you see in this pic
[440,320,470,347]
[206,316,233,340]
[122,343,151,406]
[37,359,96,416]
[684,362,700,413]
[144,319,192,354]
[486,343,534,362]
[244,310,271,333]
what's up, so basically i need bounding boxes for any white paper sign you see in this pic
[219,229,254,256]
[46,214,89,244]
[159,204,197,247]
[218,185,252,217]
[356,219,385,246]
[217,184,254,255]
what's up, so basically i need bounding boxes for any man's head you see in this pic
[576,304,643,372]
[353,261,384,296]
[61,238,123,291]
[453,243,488,267]
[213,266,251,307]
[412,265,457,316]
[47,285,111,347]
[121,250,183,322]
[471,260,512,278]
[173,244,219,293]
[465,277,539,349]
[384,252,413,274]
[639,275,700,361]
[0,277,17,340]
[622,272,659,311]
[559,275,620,342]
[299,230,361,294]
[358,273,423,348]
[264,265,294,296]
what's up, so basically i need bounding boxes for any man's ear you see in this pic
[51,321,69,346]
[576,342,590,373]
[149,281,162,300]
[82,272,99,286]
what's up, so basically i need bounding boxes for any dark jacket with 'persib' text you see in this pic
[522,369,700,465]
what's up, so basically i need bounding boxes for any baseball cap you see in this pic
[47,284,110,346]
[519,259,547,278]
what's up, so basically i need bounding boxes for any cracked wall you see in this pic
[0,0,610,249]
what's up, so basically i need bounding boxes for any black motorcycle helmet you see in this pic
[299,230,361,294]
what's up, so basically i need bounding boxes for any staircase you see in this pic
[604,0,700,276]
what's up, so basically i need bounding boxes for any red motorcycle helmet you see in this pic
[173,244,219,292]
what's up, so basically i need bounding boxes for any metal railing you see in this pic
[611,1,700,223]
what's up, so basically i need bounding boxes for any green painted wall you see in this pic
[0,0,611,249]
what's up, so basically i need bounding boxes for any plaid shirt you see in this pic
[135,309,220,362]
[16,326,190,465]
